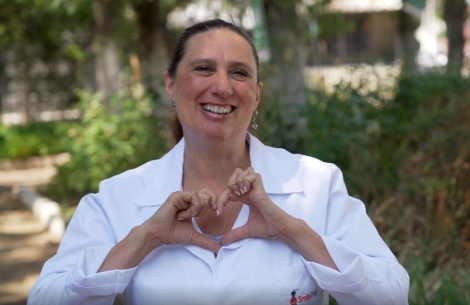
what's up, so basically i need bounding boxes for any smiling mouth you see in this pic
[202,104,233,114]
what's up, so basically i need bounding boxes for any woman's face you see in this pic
[164,29,263,143]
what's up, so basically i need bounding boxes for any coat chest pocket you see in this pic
[275,265,325,305]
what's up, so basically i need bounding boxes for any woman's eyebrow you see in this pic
[188,58,216,67]
[189,58,253,72]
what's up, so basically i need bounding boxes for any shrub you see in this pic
[304,76,391,202]
[0,121,77,160]
[47,84,169,201]
[297,69,470,303]
[386,72,470,304]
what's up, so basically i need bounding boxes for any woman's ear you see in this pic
[164,71,175,100]
[255,82,263,109]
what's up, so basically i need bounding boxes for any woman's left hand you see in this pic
[217,167,339,270]
[217,167,294,245]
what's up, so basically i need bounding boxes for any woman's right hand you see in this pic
[142,189,221,254]
[99,189,220,272]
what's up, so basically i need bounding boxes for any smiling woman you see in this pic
[164,26,262,145]
[28,19,409,305]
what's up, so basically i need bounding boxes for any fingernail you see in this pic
[216,209,220,216]
[192,211,198,217]
[243,186,247,193]
[234,190,240,196]
[177,217,184,221]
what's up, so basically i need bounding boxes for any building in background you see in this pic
[168,0,456,68]
[307,0,404,66]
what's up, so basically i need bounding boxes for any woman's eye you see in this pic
[195,66,213,72]
[232,69,249,79]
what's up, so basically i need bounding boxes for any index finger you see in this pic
[215,189,239,215]
[197,188,218,211]
[174,191,203,219]
[227,168,244,195]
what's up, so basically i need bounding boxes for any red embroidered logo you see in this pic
[290,289,317,304]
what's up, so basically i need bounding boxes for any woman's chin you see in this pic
[195,127,239,142]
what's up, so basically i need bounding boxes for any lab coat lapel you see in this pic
[248,134,303,195]
[133,139,185,208]
[133,139,217,269]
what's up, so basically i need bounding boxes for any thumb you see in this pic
[190,232,221,253]
[221,225,251,246]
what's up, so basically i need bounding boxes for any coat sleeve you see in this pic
[301,165,410,305]
[27,180,137,305]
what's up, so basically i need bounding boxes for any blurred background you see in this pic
[0,0,469,304]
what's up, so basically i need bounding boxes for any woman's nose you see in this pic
[213,72,233,97]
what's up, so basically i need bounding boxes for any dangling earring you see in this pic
[251,109,258,130]
[170,100,175,107]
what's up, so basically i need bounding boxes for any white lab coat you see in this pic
[28,134,409,305]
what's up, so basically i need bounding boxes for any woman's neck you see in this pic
[182,135,250,191]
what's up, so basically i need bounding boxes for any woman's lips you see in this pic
[202,104,234,114]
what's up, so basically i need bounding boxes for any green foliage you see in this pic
[64,43,87,61]
[0,121,77,160]
[0,122,5,154]
[304,77,390,200]
[303,66,398,202]
[384,72,470,297]
[0,0,93,123]
[258,68,470,302]
[48,84,169,200]
[315,13,356,39]
[257,68,470,290]
[0,0,92,50]
[328,295,338,305]
[407,255,470,305]
[256,83,309,154]
[405,0,427,10]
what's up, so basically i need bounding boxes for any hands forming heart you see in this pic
[218,167,292,246]
[142,167,293,254]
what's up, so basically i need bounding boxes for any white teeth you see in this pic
[202,104,232,114]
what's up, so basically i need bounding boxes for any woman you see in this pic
[28,19,409,305]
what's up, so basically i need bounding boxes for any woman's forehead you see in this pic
[183,29,256,65]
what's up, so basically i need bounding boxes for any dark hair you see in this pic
[167,19,261,143]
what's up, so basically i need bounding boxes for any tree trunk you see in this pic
[0,51,7,116]
[444,0,467,73]
[261,0,308,152]
[132,0,169,102]
[263,0,307,105]
[92,0,123,107]
[399,9,420,72]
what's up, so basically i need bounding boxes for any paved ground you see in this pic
[0,158,64,305]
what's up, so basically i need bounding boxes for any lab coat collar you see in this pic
[248,134,303,194]
[133,139,185,207]
[134,133,303,208]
